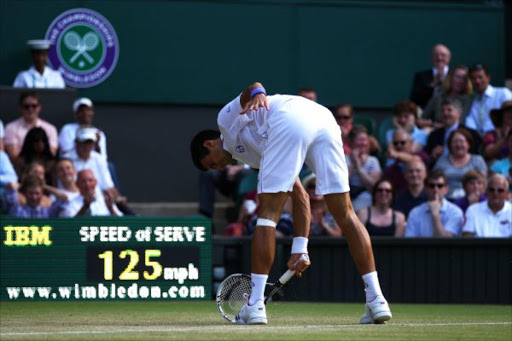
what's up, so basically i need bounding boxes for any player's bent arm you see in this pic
[240,82,270,113]
[290,178,310,238]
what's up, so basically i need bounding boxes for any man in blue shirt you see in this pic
[405,170,463,237]
[465,63,512,135]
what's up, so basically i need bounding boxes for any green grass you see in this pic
[0,301,510,340]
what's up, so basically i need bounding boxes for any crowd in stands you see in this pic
[1,40,510,238]
[0,39,134,217]
[218,44,512,239]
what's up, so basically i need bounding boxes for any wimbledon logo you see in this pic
[45,8,119,88]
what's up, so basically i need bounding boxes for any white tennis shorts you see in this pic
[258,98,350,195]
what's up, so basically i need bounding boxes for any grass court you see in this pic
[1,301,510,340]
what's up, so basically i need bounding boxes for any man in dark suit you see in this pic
[425,98,482,163]
[410,44,451,108]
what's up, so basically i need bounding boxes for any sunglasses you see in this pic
[393,140,408,147]
[427,183,445,189]
[23,104,39,109]
[487,187,506,194]
[335,115,351,120]
[376,188,392,193]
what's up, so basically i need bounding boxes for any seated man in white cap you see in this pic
[63,127,117,201]
[58,98,108,160]
[13,39,65,89]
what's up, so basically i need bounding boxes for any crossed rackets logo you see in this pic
[63,31,99,65]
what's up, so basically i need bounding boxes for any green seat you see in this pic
[353,116,377,136]
[378,116,394,148]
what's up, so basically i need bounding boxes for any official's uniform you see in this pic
[13,66,65,89]
[218,94,349,195]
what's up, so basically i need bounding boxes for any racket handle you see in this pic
[278,269,295,285]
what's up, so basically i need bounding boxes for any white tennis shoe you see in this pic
[359,295,392,324]
[235,300,268,325]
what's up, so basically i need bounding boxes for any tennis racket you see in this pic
[216,254,308,323]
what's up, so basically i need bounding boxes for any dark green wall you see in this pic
[0,1,507,107]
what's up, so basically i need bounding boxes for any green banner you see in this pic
[0,216,211,301]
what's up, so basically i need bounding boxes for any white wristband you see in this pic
[291,237,308,254]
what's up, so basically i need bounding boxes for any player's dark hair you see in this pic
[190,130,221,171]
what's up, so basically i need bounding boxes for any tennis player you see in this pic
[191,82,392,325]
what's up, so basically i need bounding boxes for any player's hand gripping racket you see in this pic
[216,254,309,323]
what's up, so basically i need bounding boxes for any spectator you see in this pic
[433,128,487,201]
[4,175,65,218]
[0,121,18,210]
[490,130,512,190]
[63,127,118,201]
[346,125,382,212]
[14,127,55,182]
[298,87,318,102]
[0,119,18,196]
[53,158,80,201]
[384,129,430,193]
[302,173,341,237]
[59,98,108,160]
[462,174,511,238]
[0,119,4,151]
[357,179,405,237]
[333,104,381,156]
[421,65,473,128]
[13,39,65,89]
[386,100,428,152]
[4,91,58,159]
[425,98,482,162]
[17,161,53,207]
[61,169,121,217]
[453,170,487,213]
[410,44,451,108]
[465,63,512,135]
[405,170,464,237]
[483,100,512,163]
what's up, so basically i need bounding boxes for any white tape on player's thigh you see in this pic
[256,218,277,228]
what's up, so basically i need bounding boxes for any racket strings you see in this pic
[217,275,252,319]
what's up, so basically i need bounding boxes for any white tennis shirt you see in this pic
[218,94,291,169]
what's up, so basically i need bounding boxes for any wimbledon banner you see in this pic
[0,216,211,301]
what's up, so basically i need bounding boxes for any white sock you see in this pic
[249,273,268,305]
[362,271,383,303]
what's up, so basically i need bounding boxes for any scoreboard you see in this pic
[0,216,211,301]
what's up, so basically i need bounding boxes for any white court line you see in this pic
[1,322,511,337]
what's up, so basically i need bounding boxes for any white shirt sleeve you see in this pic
[13,71,28,87]
[58,124,77,155]
[404,208,419,237]
[462,205,477,234]
[96,154,114,189]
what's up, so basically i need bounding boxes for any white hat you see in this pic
[76,127,98,142]
[27,39,51,50]
[73,98,93,113]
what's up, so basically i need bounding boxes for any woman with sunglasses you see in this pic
[433,128,487,201]
[356,179,405,237]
